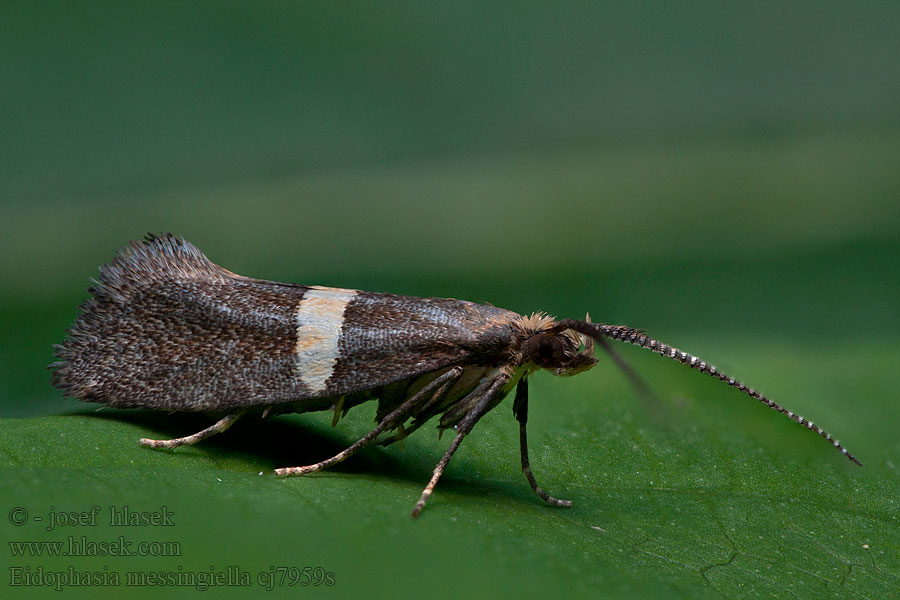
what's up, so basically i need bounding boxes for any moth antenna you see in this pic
[554,319,862,466]
[594,336,661,412]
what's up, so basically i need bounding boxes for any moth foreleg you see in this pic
[513,378,573,508]
[139,411,243,449]
[411,368,511,518]
[274,366,464,478]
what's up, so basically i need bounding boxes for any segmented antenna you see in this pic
[555,319,862,466]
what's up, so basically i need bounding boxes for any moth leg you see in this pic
[411,370,510,518]
[378,420,421,446]
[139,412,243,449]
[513,378,573,508]
[274,366,463,477]
[378,372,462,446]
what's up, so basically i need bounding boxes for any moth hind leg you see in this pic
[411,369,512,518]
[378,414,432,446]
[274,366,463,477]
[139,411,243,449]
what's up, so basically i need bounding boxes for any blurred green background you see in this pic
[2,2,898,599]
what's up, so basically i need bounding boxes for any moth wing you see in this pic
[294,290,518,399]
[52,234,519,411]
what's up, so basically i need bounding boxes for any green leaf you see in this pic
[3,340,897,599]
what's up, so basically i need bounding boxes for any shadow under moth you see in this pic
[51,234,861,517]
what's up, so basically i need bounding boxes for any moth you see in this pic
[52,234,861,517]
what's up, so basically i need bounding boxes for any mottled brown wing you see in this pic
[51,234,519,411]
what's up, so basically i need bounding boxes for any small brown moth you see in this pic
[52,234,861,517]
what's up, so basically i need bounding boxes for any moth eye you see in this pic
[532,334,563,367]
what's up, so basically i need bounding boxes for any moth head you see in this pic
[518,313,598,376]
